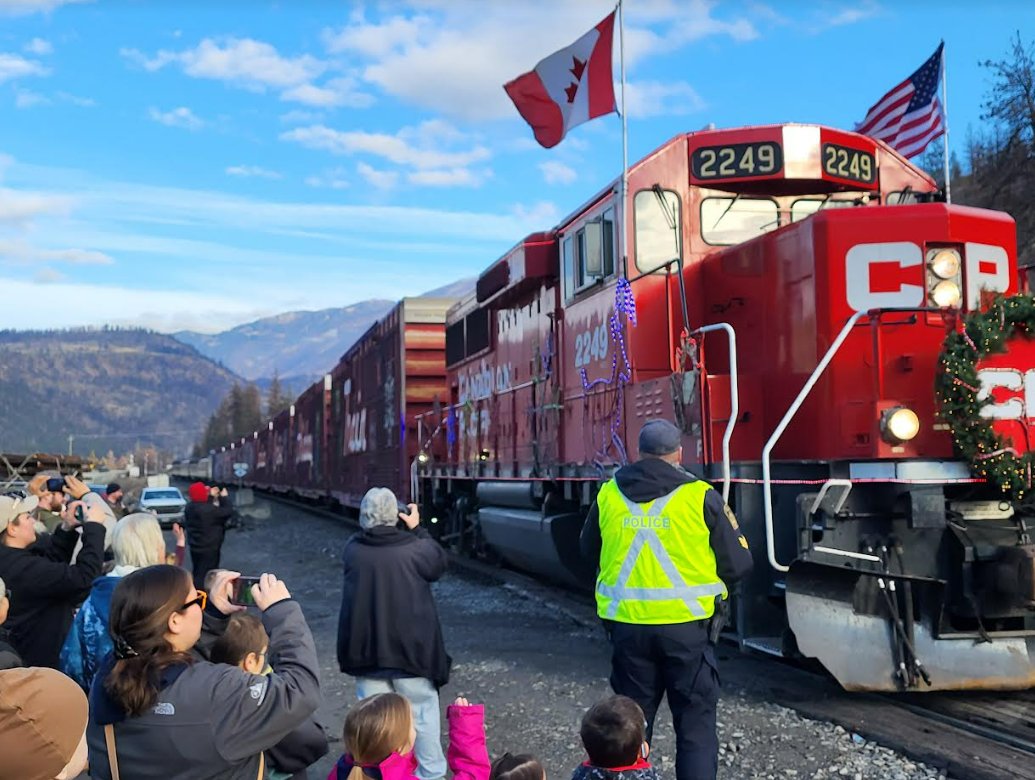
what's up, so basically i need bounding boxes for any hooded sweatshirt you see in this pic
[59,572,122,690]
[86,599,321,780]
[580,458,753,592]
[327,704,489,780]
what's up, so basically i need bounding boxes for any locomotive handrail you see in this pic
[691,323,739,504]
[762,306,941,573]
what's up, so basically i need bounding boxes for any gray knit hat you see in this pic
[359,487,400,529]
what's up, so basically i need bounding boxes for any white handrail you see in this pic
[762,310,868,572]
[692,323,739,504]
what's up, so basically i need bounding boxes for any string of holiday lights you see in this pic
[580,277,638,465]
[936,293,1035,499]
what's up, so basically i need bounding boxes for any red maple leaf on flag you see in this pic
[564,56,586,103]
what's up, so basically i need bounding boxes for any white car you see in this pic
[137,487,187,528]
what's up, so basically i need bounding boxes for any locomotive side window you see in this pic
[790,197,861,222]
[564,206,617,301]
[700,197,779,246]
[634,189,681,274]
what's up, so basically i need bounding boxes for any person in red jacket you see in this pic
[328,692,489,780]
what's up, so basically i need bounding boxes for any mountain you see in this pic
[174,279,476,382]
[0,328,240,457]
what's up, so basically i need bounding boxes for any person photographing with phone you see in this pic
[0,478,112,668]
[337,488,451,780]
[87,567,322,780]
[185,481,235,589]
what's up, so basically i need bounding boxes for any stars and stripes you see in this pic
[855,43,945,159]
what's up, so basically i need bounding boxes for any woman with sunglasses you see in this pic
[86,565,321,780]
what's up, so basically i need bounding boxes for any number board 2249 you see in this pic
[821,143,876,184]
[691,141,783,181]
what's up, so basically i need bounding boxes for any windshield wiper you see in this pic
[712,192,741,230]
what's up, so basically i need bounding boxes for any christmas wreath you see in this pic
[936,293,1035,498]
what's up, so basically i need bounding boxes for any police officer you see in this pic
[580,419,753,780]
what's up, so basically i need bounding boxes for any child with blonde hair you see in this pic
[329,692,489,780]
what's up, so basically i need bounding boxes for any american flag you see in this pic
[855,43,945,159]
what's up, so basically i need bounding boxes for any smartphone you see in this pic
[46,477,66,493]
[74,505,85,523]
[230,576,261,606]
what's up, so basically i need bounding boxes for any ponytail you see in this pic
[104,565,195,717]
[344,693,413,768]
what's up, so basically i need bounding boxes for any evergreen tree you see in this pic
[266,371,294,417]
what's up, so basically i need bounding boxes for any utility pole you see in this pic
[67,434,74,457]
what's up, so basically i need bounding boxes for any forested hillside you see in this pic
[0,328,240,456]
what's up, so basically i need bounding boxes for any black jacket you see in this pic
[0,522,105,667]
[185,500,234,556]
[337,525,451,687]
[0,627,22,669]
[580,458,753,588]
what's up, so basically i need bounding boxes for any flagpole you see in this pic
[941,40,951,204]
[618,0,629,275]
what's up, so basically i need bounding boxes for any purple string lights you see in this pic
[580,277,637,465]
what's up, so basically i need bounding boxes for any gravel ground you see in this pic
[188,494,949,780]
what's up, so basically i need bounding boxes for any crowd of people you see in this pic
[0,417,751,780]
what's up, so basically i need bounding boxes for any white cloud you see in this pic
[510,200,560,226]
[407,168,488,187]
[356,162,398,190]
[281,122,490,170]
[624,81,706,118]
[322,0,755,121]
[0,186,71,224]
[148,106,204,131]
[56,91,95,107]
[33,267,64,283]
[280,76,374,108]
[304,167,349,189]
[0,53,47,83]
[0,0,89,15]
[15,89,50,108]
[538,160,577,185]
[225,165,282,180]
[280,109,323,124]
[24,37,52,55]
[0,238,114,265]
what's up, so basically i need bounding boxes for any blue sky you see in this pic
[0,0,1031,333]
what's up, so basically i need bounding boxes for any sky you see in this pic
[0,0,1031,333]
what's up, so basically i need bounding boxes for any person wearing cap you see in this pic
[27,473,69,534]
[0,666,89,780]
[580,419,753,780]
[185,481,234,589]
[0,480,111,668]
[104,482,127,520]
[337,487,450,780]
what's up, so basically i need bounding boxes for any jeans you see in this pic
[355,676,446,780]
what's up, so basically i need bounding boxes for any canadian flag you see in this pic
[504,12,617,149]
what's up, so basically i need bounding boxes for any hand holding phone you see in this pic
[230,576,261,606]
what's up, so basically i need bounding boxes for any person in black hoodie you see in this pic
[337,487,450,780]
[580,419,753,780]
[0,575,22,669]
[185,481,235,589]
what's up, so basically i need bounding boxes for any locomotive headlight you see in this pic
[881,406,920,444]
[417,451,429,465]
[929,248,961,279]
[930,280,962,308]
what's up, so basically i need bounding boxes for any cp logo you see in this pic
[845,241,1010,313]
[977,368,1035,420]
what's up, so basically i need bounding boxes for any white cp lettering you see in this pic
[845,242,924,312]
[965,243,1011,308]
[977,368,1035,420]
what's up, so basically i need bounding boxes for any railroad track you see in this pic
[241,489,1035,779]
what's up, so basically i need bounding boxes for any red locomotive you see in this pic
[210,122,1033,692]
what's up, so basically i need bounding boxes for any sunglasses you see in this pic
[180,589,207,613]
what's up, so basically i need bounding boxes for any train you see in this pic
[198,122,1035,693]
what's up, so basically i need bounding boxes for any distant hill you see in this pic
[0,328,240,456]
[174,279,476,382]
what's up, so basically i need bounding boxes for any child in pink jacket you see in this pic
[328,693,489,780]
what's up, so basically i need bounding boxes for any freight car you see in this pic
[215,122,1035,694]
[212,297,453,506]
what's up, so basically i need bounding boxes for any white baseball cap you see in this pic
[0,494,39,534]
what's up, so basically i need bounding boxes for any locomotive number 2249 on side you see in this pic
[691,141,783,181]
[822,143,876,184]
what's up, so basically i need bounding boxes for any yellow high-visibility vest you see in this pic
[594,478,726,624]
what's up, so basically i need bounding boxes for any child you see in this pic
[491,753,546,780]
[329,692,490,780]
[211,614,328,780]
[571,696,658,780]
